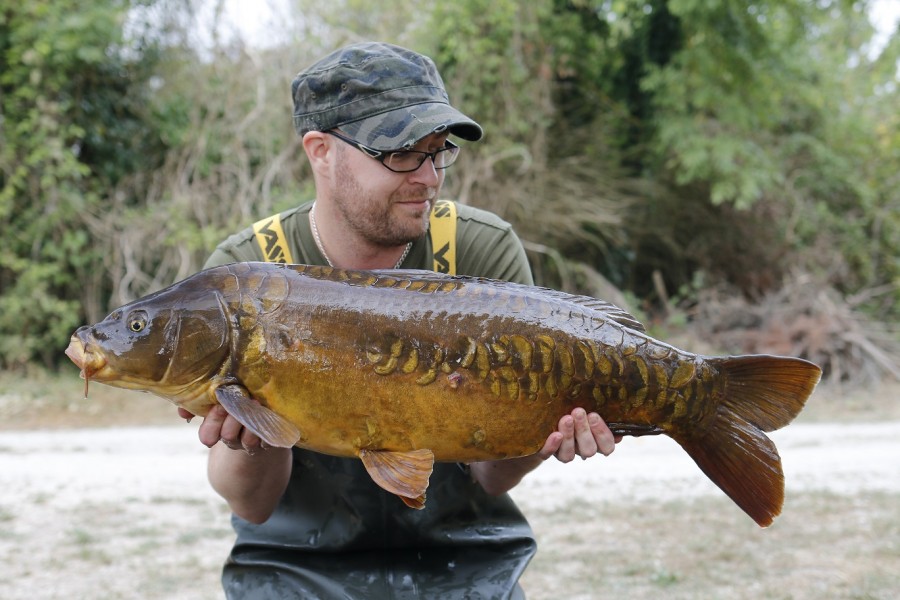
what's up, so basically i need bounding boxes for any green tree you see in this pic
[422,0,897,324]
[0,0,169,367]
[637,0,898,314]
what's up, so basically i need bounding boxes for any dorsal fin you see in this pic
[511,284,646,332]
[557,293,645,332]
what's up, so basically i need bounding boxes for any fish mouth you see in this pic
[65,332,108,397]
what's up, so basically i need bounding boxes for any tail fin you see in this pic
[674,355,822,527]
[712,355,822,432]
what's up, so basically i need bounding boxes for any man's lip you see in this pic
[396,199,431,208]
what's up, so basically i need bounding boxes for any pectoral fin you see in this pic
[359,448,435,510]
[214,385,301,448]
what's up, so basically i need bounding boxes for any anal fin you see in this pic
[215,385,301,448]
[359,448,435,510]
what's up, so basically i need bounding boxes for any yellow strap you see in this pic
[253,205,454,269]
[253,213,294,264]
[429,200,457,274]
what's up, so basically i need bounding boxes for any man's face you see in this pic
[330,132,450,247]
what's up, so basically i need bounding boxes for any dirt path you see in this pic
[1,421,898,599]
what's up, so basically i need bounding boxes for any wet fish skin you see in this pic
[65,262,822,526]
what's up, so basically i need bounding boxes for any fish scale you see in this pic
[65,261,822,526]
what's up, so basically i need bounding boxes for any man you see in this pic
[183,42,618,599]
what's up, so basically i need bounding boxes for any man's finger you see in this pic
[536,431,564,460]
[589,412,616,456]
[239,428,264,454]
[218,411,248,450]
[197,405,229,448]
[555,415,576,463]
[572,408,598,459]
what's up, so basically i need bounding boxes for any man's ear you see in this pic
[302,131,334,171]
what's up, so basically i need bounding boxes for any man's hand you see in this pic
[470,408,620,496]
[536,407,620,463]
[178,406,266,454]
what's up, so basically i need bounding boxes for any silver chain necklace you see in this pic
[309,202,412,269]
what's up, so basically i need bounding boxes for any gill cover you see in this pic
[160,291,232,385]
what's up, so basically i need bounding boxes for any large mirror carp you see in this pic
[66,262,821,527]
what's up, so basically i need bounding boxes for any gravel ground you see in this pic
[1,420,898,599]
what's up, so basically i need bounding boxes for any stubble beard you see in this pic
[332,154,437,248]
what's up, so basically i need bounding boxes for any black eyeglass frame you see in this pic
[325,130,460,173]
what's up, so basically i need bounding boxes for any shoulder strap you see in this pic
[254,205,454,269]
[252,213,295,264]
[429,200,457,274]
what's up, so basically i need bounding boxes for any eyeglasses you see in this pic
[326,130,460,173]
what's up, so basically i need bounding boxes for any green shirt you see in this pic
[212,201,537,600]
[205,201,534,286]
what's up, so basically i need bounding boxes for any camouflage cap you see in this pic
[291,42,483,151]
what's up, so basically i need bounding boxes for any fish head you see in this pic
[65,283,232,401]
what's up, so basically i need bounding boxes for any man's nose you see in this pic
[407,155,440,185]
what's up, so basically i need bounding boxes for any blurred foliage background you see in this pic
[1,0,897,384]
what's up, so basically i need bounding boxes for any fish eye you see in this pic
[127,311,148,333]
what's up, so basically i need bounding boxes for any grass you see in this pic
[0,364,176,430]
[794,379,900,423]
[518,490,900,600]
[1,490,234,600]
